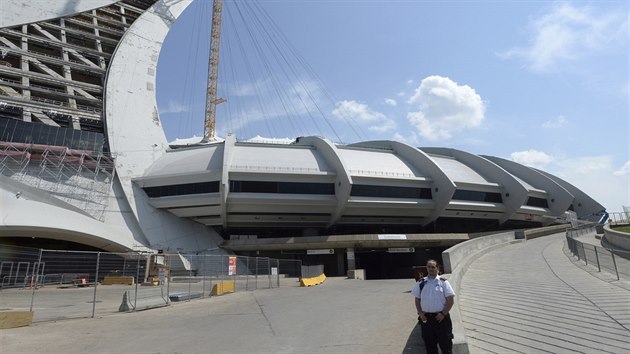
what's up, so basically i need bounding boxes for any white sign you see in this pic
[378,234,407,240]
[307,249,335,255]
[271,267,278,275]
[388,247,415,253]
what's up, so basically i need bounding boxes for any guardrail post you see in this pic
[92,252,100,318]
[611,253,620,281]
[582,243,587,265]
[594,247,601,272]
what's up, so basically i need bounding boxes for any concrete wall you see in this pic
[442,231,516,273]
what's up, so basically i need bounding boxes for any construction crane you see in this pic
[203,0,225,142]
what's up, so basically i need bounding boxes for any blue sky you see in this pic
[156,0,629,212]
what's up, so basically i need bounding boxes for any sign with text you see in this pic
[307,249,335,255]
[228,256,237,275]
[378,234,407,240]
[387,247,415,253]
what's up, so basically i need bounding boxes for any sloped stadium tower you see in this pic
[0,1,605,270]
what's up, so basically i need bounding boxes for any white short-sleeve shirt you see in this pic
[411,276,455,313]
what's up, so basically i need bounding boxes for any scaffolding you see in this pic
[0,141,115,221]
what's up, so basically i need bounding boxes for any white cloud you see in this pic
[159,100,190,114]
[614,161,630,176]
[332,100,396,133]
[385,98,397,107]
[549,155,628,211]
[498,2,628,72]
[510,152,629,211]
[407,80,414,85]
[542,115,568,129]
[511,149,554,169]
[407,76,485,141]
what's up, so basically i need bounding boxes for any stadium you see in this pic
[0,0,605,277]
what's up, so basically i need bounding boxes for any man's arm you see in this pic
[442,295,454,315]
[415,297,427,322]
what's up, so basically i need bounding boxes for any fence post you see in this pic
[246,257,250,291]
[202,254,206,298]
[92,252,101,318]
[29,248,43,312]
[611,252,620,281]
[255,257,259,290]
[134,255,140,310]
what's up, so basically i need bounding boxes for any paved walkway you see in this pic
[1,277,424,353]
[3,233,630,353]
[459,233,630,354]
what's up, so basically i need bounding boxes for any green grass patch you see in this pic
[612,225,630,233]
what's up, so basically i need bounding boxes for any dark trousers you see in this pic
[420,313,453,354]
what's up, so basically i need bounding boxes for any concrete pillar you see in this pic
[346,248,356,271]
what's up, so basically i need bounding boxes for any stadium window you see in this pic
[526,197,549,208]
[229,180,335,195]
[452,189,503,203]
[350,184,432,199]
[143,181,220,198]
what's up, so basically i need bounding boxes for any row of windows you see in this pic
[143,182,551,210]
[229,180,335,195]
[0,117,104,152]
[350,184,432,199]
[143,181,220,198]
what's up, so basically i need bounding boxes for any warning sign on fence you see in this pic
[228,256,237,275]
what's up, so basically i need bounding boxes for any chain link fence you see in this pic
[0,245,302,323]
[565,225,630,281]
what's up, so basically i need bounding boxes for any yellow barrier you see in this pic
[211,280,236,295]
[102,276,135,285]
[300,273,326,287]
[0,311,33,329]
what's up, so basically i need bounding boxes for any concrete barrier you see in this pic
[300,273,326,287]
[347,269,365,280]
[523,224,569,240]
[119,287,169,312]
[211,280,236,296]
[441,231,519,354]
[443,231,516,273]
[0,311,33,329]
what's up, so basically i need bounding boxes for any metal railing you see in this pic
[565,226,630,281]
[0,245,302,323]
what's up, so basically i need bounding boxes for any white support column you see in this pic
[346,248,356,271]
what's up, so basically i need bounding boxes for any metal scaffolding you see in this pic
[0,141,115,221]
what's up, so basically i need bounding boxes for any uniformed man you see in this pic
[411,259,455,354]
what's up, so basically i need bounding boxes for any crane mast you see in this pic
[203,0,225,142]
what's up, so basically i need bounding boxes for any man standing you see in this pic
[411,259,455,354]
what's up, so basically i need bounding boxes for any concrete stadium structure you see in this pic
[0,1,605,275]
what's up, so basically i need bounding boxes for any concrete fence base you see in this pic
[211,280,236,296]
[119,287,169,312]
[0,311,33,329]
